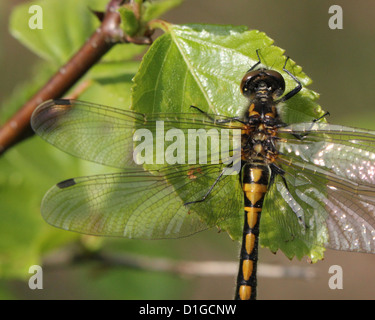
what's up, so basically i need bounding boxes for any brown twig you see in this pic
[0,0,151,155]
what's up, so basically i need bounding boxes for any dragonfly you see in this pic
[30,54,375,300]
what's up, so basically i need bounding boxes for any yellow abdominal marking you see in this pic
[245,233,256,255]
[242,259,254,280]
[239,285,252,300]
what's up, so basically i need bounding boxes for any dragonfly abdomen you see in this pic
[235,163,269,300]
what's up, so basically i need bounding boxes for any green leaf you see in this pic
[81,61,139,108]
[133,23,322,118]
[132,23,325,261]
[6,0,144,119]
[9,0,145,65]
[118,7,139,37]
[261,175,328,263]
[10,0,99,65]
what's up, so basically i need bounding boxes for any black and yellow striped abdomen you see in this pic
[235,163,269,300]
[234,57,299,300]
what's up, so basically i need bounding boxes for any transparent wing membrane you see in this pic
[31,100,375,255]
[275,122,375,253]
[31,99,242,169]
[41,164,242,239]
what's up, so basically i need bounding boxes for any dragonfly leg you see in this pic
[189,105,244,124]
[184,168,225,206]
[275,57,302,104]
[246,49,262,72]
[269,163,287,189]
[189,105,216,121]
[313,111,330,123]
[293,111,331,140]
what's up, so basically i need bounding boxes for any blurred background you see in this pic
[1,0,374,300]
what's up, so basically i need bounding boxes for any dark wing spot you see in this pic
[54,99,72,105]
[57,178,76,189]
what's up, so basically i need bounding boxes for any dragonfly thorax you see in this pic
[240,70,282,164]
[241,120,279,164]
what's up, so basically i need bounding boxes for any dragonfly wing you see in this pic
[31,99,242,169]
[278,122,375,185]
[31,99,141,168]
[261,170,329,261]
[41,165,242,239]
[268,122,375,256]
[325,184,375,253]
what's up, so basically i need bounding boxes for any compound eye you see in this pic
[240,70,262,97]
[264,70,283,84]
[264,70,286,98]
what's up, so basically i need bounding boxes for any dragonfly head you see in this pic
[241,69,285,100]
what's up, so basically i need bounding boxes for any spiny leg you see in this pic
[292,111,331,140]
[247,49,262,72]
[189,105,243,124]
[276,56,302,103]
[184,168,226,206]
